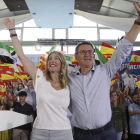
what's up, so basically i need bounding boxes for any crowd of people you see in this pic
[110,68,140,140]
[1,2,140,140]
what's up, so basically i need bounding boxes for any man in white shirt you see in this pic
[122,68,136,91]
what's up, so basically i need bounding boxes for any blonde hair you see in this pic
[44,51,68,89]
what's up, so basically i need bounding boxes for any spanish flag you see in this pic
[1,73,18,82]
[0,63,13,68]
[0,82,6,98]
[110,73,118,86]
[16,64,25,72]
[38,56,46,70]
[100,42,116,61]
[129,52,140,65]
[134,77,140,89]
[44,52,49,59]
[14,72,29,82]
[0,66,14,72]
[38,56,46,66]
[72,54,79,65]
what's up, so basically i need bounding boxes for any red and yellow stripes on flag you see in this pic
[100,42,116,61]
[14,72,29,82]
[1,73,18,82]
[129,52,140,65]
[0,63,12,68]
[38,56,46,70]
[72,54,79,65]
[44,52,49,59]
[134,77,140,89]
[110,73,118,87]
[16,64,25,72]
[0,66,14,73]
[0,82,6,99]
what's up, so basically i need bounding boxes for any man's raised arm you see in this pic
[125,2,140,43]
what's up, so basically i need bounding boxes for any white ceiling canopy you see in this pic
[75,9,136,32]
[0,0,139,30]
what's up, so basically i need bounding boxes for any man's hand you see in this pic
[3,18,15,30]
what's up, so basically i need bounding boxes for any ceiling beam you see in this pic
[102,5,138,16]
[104,0,113,16]
[0,8,8,11]
[1,41,140,46]
[129,8,136,17]
[123,0,139,3]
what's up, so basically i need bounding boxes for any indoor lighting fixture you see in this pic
[35,45,41,51]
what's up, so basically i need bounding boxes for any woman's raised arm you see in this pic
[3,18,37,79]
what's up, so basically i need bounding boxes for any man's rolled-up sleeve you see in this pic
[104,38,133,79]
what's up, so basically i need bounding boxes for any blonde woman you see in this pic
[3,18,73,140]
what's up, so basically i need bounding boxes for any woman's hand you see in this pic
[3,18,15,30]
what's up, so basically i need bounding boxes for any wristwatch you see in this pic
[134,20,140,26]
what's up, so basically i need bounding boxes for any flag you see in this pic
[129,52,140,65]
[0,42,15,64]
[72,54,79,65]
[0,63,13,68]
[38,56,46,70]
[1,73,18,82]
[12,54,22,72]
[14,72,29,82]
[0,66,14,73]
[44,52,49,59]
[44,45,58,59]
[48,45,57,55]
[116,38,120,47]
[100,42,116,61]
[94,46,107,64]
[134,77,140,89]
[110,73,118,86]
[64,55,71,65]
[16,64,25,72]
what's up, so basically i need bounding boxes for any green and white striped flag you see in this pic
[64,55,71,65]
[0,42,15,64]
[94,45,107,64]
[48,45,57,54]
[90,41,107,64]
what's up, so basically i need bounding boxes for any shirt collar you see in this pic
[76,64,96,75]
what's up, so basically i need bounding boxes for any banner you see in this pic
[118,50,140,78]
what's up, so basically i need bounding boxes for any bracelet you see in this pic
[9,28,15,31]
[10,34,17,38]
[134,20,140,26]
